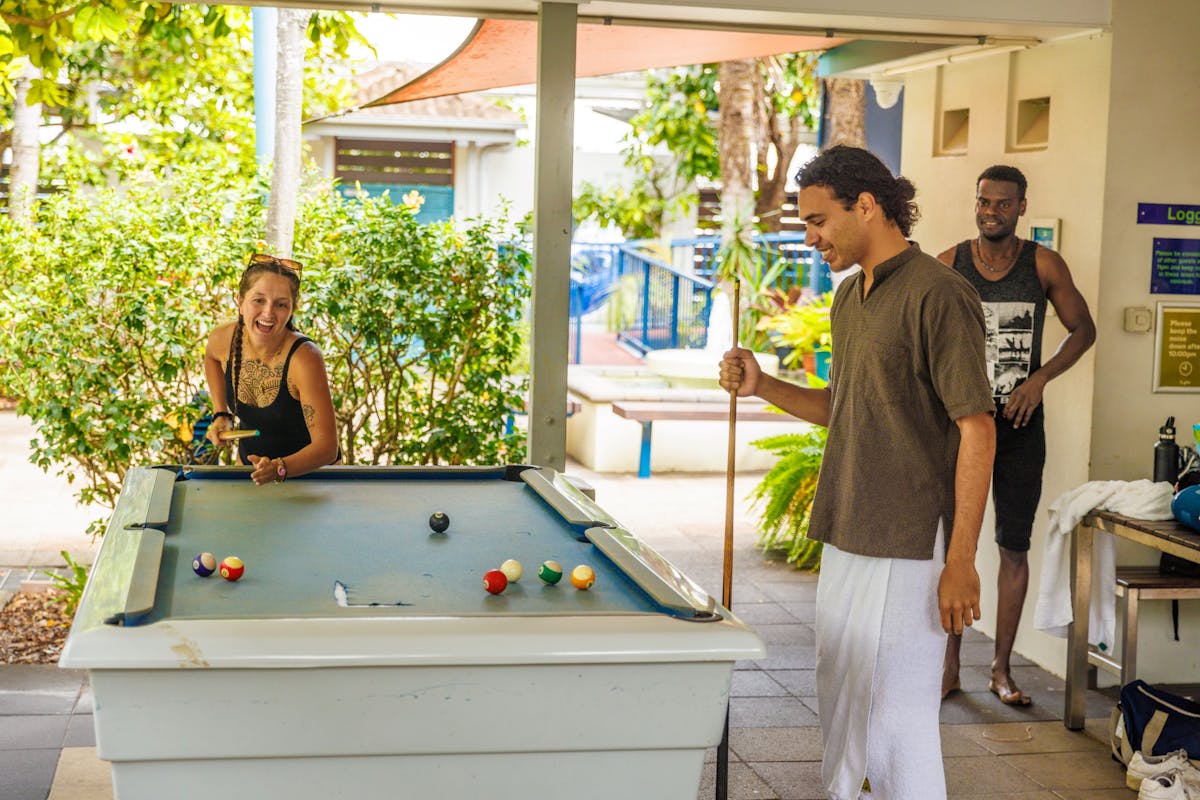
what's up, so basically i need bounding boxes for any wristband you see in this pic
[212,411,234,422]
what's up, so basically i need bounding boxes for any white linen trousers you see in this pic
[816,524,948,800]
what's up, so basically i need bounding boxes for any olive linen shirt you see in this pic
[807,244,994,560]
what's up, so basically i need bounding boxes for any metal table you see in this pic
[1064,510,1200,729]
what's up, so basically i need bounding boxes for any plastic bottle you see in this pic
[1154,416,1180,484]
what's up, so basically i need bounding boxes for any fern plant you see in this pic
[748,426,828,570]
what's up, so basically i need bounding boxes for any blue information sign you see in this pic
[1139,203,1200,226]
[1151,238,1200,294]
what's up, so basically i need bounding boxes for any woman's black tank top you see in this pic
[226,336,312,464]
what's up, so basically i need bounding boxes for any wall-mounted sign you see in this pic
[1028,217,1061,251]
[1154,303,1200,392]
[1151,238,1200,294]
[1139,202,1200,226]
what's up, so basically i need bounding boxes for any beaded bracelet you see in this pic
[212,411,234,422]
[275,458,287,483]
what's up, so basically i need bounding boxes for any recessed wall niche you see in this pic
[937,108,970,156]
[1011,96,1050,151]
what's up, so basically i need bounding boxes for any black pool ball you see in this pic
[429,512,450,533]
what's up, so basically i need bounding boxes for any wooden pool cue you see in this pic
[715,279,741,800]
[219,429,261,442]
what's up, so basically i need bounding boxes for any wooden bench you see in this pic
[1087,566,1200,688]
[610,400,793,478]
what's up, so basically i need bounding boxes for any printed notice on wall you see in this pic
[1154,304,1200,392]
[1151,238,1200,294]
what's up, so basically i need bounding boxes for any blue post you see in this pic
[640,261,650,350]
[669,275,680,348]
[637,422,653,479]
[814,251,833,293]
[252,7,277,166]
[573,313,582,364]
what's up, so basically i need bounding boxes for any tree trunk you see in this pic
[754,98,803,232]
[265,9,306,256]
[823,78,866,149]
[8,60,43,223]
[717,59,757,226]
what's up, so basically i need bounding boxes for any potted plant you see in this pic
[757,291,832,380]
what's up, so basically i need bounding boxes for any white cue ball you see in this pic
[499,559,523,583]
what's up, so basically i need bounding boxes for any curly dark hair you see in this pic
[796,145,920,237]
[977,165,1027,199]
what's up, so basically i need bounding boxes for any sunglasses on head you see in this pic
[248,253,303,275]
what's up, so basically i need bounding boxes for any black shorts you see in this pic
[992,404,1046,552]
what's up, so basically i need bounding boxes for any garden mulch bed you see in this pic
[0,591,72,664]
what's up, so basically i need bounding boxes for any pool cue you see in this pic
[715,279,741,800]
[219,429,260,442]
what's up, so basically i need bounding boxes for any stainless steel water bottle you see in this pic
[1154,416,1180,484]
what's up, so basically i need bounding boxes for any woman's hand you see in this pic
[206,414,235,448]
[248,455,286,485]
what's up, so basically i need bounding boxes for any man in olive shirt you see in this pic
[720,145,995,800]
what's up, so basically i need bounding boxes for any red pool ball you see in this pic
[219,556,245,582]
[482,569,508,595]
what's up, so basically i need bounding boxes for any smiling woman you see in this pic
[202,254,340,484]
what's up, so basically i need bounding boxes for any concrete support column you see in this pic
[528,2,577,471]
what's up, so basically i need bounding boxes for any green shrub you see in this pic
[0,166,530,534]
[748,426,827,570]
[0,164,259,532]
[295,189,529,465]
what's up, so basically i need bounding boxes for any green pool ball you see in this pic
[537,560,563,585]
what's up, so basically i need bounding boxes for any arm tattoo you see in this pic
[303,403,316,428]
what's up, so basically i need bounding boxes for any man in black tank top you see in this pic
[937,166,1096,707]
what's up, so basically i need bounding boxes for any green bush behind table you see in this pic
[0,164,529,536]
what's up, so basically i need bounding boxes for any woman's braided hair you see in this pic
[226,256,302,422]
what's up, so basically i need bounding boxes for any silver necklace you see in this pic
[975,236,1020,274]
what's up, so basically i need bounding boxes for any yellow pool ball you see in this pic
[570,564,595,590]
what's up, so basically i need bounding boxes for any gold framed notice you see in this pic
[1153,302,1200,392]
[1028,217,1061,251]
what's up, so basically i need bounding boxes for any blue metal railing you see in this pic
[560,233,830,361]
[669,233,832,294]
[613,242,715,354]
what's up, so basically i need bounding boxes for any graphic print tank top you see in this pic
[951,240,1046,405]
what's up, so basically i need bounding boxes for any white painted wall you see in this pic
[1087,0,1200,684]
[901,4,1200,683]
[902,33,1115,678]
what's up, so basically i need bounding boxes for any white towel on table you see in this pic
[1034,479,1175,651]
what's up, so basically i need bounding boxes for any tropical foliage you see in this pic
[748,422,827,570]
[757,290,833,370]
[572,55,820,239]
[0,164,529,534]
[0,2,365,181]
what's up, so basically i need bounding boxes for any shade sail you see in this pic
[365,19,848,107]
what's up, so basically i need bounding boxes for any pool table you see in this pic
[60,465,764,800]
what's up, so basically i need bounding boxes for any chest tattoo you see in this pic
[237,359,297,407]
